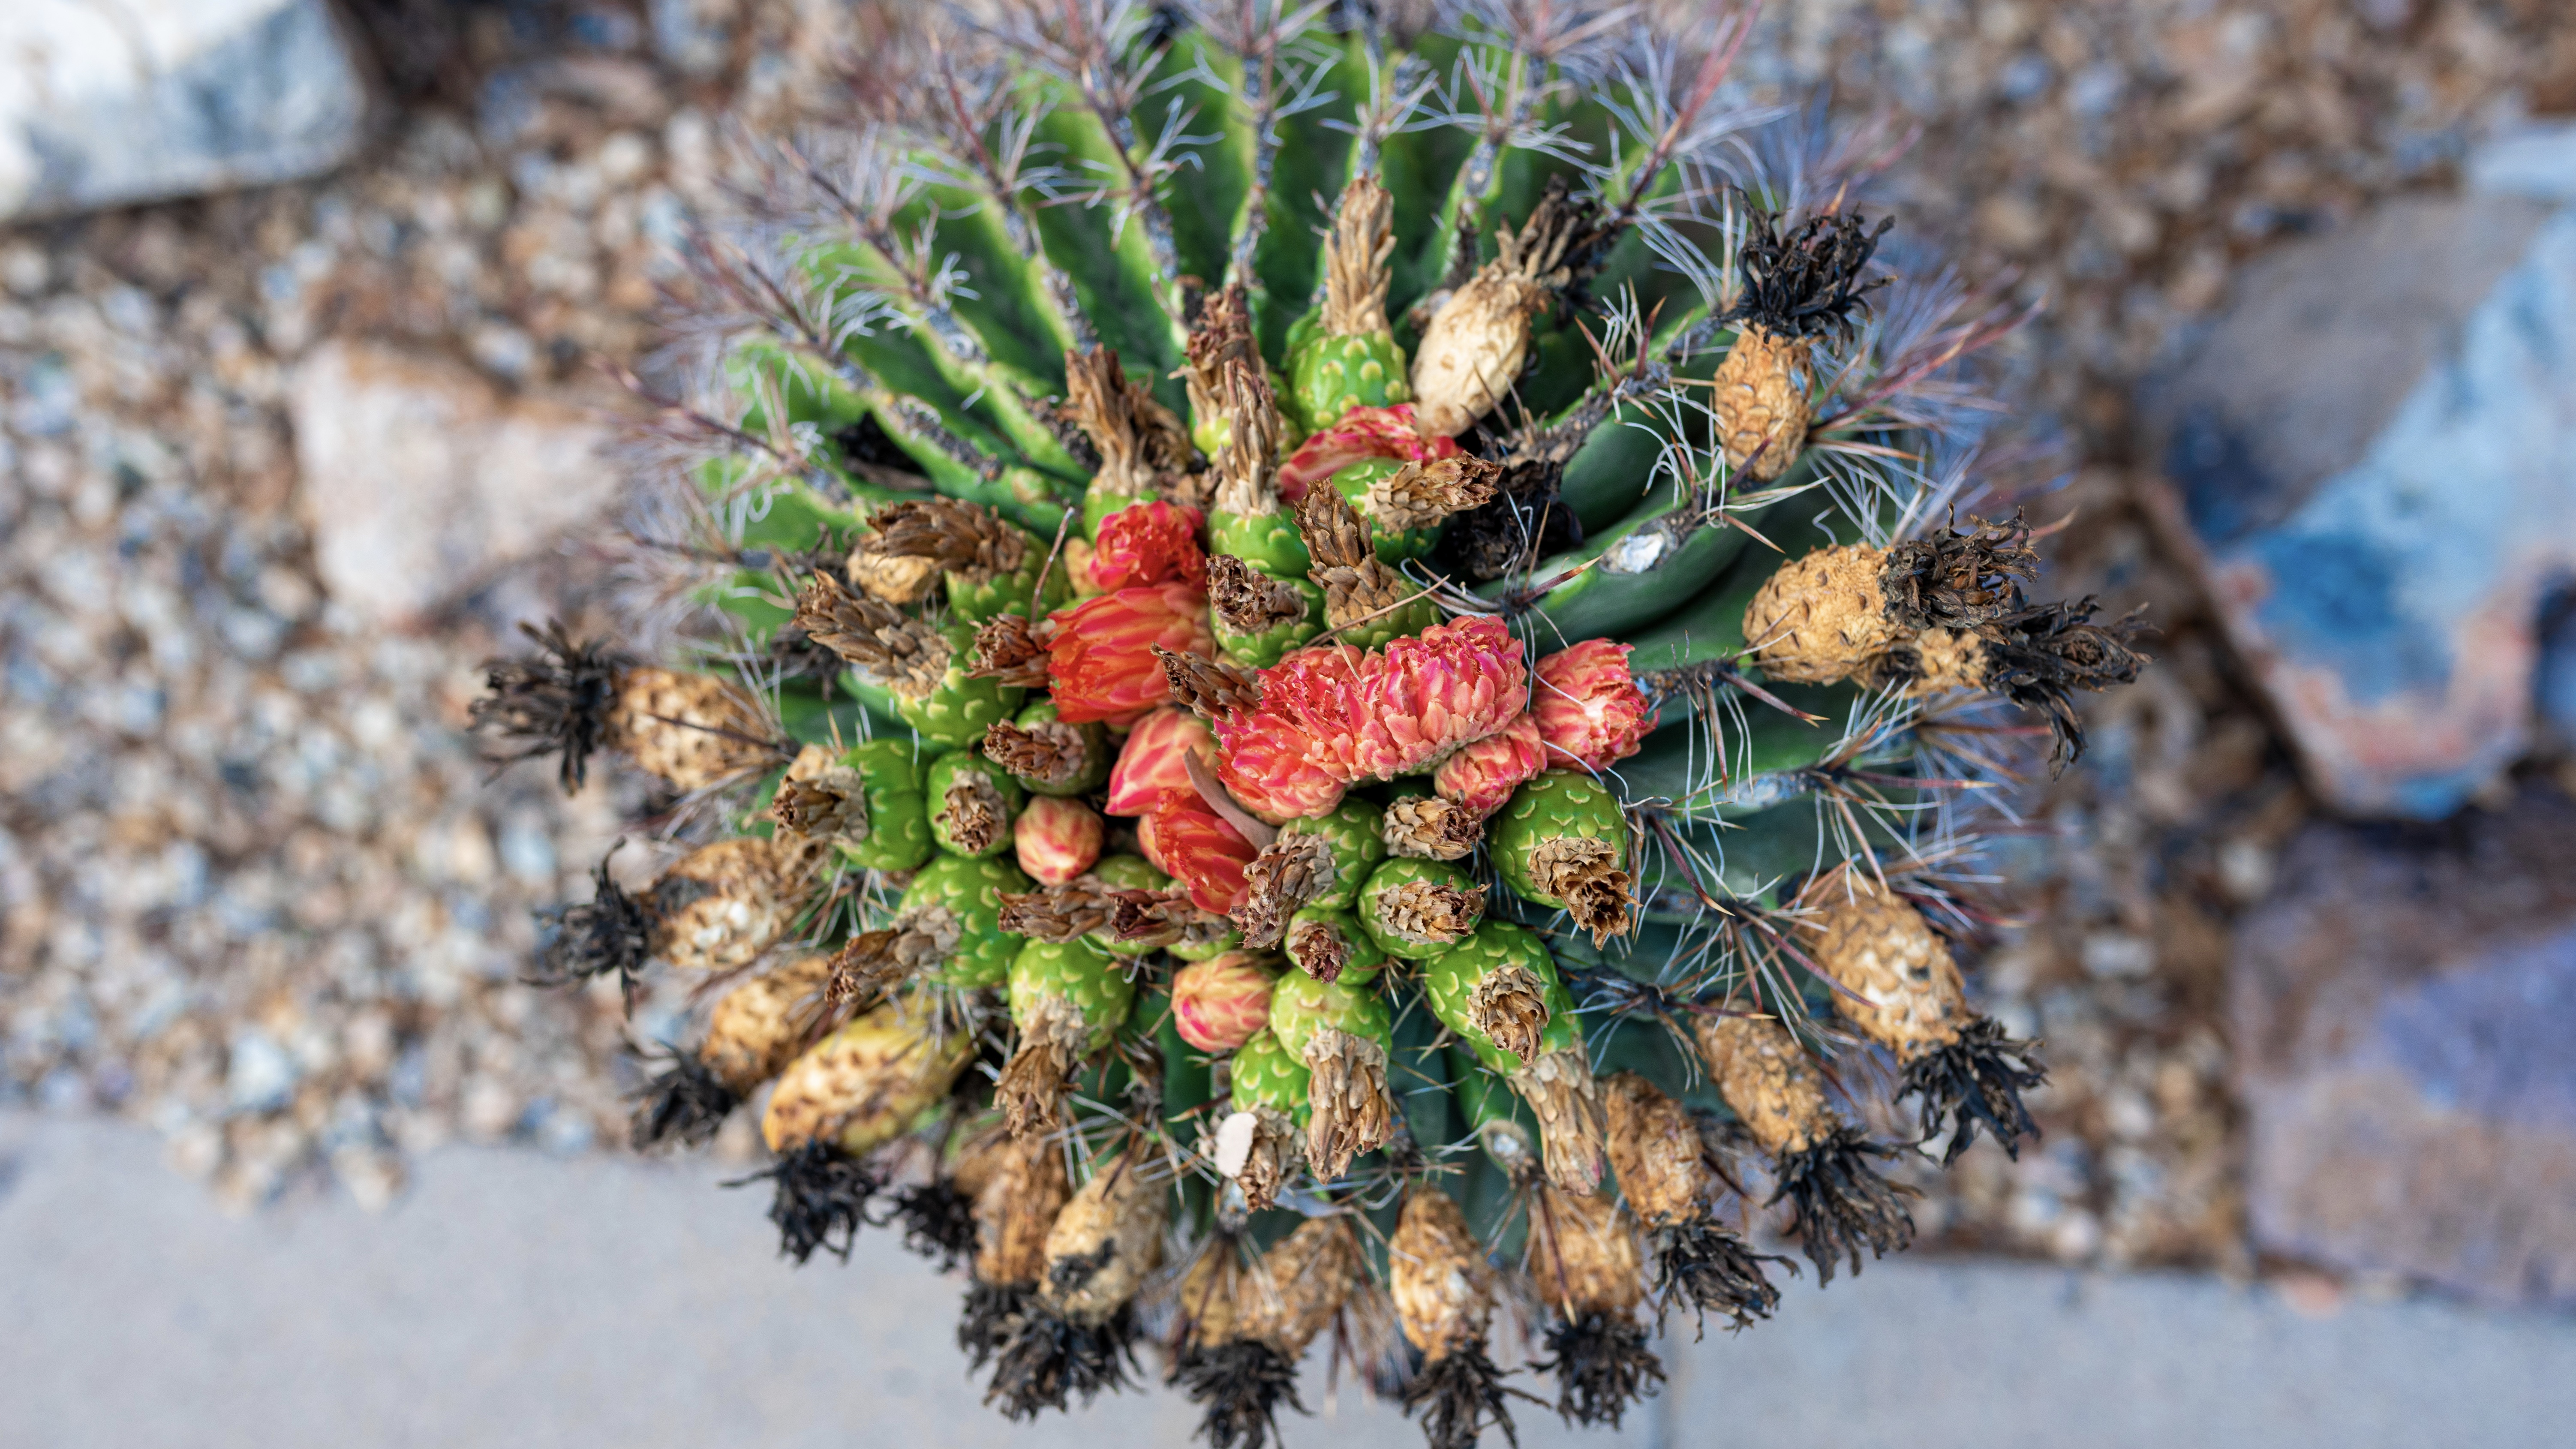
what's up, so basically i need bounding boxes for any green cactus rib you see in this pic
[904,852,1034,989]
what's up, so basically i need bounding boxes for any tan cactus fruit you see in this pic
[758,999,972,1157]
[1515,1045,1608,1194]
[606,666,777,792]
[1804,879,1969,1055]
[1239,1216,1362,1357]
[1411,180,1597,438]
[1039,1152,1169,1324]
[1706,325,1814,483]
[1527,1187,1645,1318]
[1738,543,1904,686]
[699,953,837,1094]
[1389,1188,1492,1362]
[1601,1071,1715,1227]
[652,835,824,973]
[974,1129,1073,1288]
[1692,1012,1840,1157]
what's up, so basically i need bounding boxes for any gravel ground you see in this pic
[3,0,2571,1274]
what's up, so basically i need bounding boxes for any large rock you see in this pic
[291,341,620,627]
[2143,192,2576,818]
[0,0,370,222]
[2233,787,2576,1306]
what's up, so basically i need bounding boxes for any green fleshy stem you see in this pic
[1006,935,1135,1054]
[833,738,935,873]
[1268,971,1393,1061]
[1291,328,1413,434]
[1228,1027,1312,1128]
[1210,505,1312,580]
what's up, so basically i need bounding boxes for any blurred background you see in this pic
[3,1,2573,1445]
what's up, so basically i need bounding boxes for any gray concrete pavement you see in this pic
[4,1109,2572,1449]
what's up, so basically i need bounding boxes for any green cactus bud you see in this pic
[900,851,1034,989]
[1489,770,1635,947]
[1275,799,1388,912]
[1293,330,1411,433]
[832,738,935,872]
[894,622,1025,746]
[1169,924,1243,962]
[1210,566,1325,669]
[1423,921,1580,1074]
[1228,1027,1311,1127]
[1210,504,1312,580]
[1006,935,1135,1055]
[925,750,1025,859]
[1329,457,1437,562]
[1356,857,1488,961]
[1088,853,1172,957]
[1268,971,1392,1059]
[989,699,1110,798]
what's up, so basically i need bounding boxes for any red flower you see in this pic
[1277,403,1464,502]
[1015,796,1104,885]
[1170,953,1278,1052]
[1106,707,1217,817]
[1214,704,1349,823]
[1044,583,1215,725]
[1532,639,1656,771]
[1139,789,1258,913]
[1089,499,1208,592]
[1434,713,1547,816]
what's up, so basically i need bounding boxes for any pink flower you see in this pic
[1089,500,1208,592]
[1106,707,1218,817]
[1171,953,1278,1052]
[1277,404,1464,502]
[1015,796,1104,884]
[1139,790,1258,914]
[1434,713,1546,816]
[1046,583,1215,725]
[1533,640,1656,771]
[1214,705,1349,823]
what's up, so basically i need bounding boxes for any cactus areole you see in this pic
[475,4,2149,1442]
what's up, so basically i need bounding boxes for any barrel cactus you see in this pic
[475,3,2148,1443]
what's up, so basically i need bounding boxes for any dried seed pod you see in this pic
[1179,1218,1363,1449]
[962,1128,1073,1372]
[630,952,838,1151]
[605,665,782,794]
[794,569,950,697]
[1525,1183,1661,1429]
[1411,177,1608,438]
[1709,206,1892,481]
[1069,344,1191,535]
[1290,172,1411,427]
[1393,1187,1520,1449]
[1601,1072,1787,1335]
[1296,480,1439,647]
[1693,1011,1915,1284]
[750,998,973,1264]
[1803,877,2045,1162]
[651,835,825,974]
[985,1151,1160,1417]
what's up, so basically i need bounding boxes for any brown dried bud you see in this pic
[1041,1152,1169,1325]
[1382,795,1483,861]
[1184,285,1260,442]
[821,904,958,1019]
[1207,555,1311,636]
[607,667,781,794]
[1530,836,1634,948]
[983,718,1091,788]
[1155,645,1265,721]
[1374,877,1486,947]
[793,571,948,697]
[651,835,826,974]
[936,772,1010,855]
[769,744,871,844]
[1365,456,1503,533]
[1218,1103,1302,1214]
[1284,914,1353,983]
[1707,324,1814,484]
[1323,172,1396,337]
[997,994,1091,1137]
[1302,1026,1394,1179]
[1211,359,1286,517]
[1467,960,1551,1065]
[997,877,1122,942]
[869,498,1028,582]
[1066,345,1189,497]
[1296,484,1416,630]
[1389,1188,1493,1363]
[1514,1046,1608,1194]
[969,612,1054,688]
[1231,833,1335,949]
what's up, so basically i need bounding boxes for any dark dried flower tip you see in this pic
[1648,1220,1792,1338]
[1402,1343,1528,1449]
[1726,202,1894,344]
[1176,1340,1305,1449]
[794,570,947,695]
[961,1280,1034,1369]
[1158,646,1266,721]
[984,1301,1142,1422]
[1208,555,1309,635]
[870,497,1028,580]
[1981,599,2153,771]
[471,620,626,791]
[997,878,1120,941]
[985,718,1089,787]
[889,1179,981,1272]
[1881,512,2042,632]
[1368,456,1503,533]
[941,774,1010,854]
[1285,915,1351,983]
[1532,1312,1663,1430]
[528,847,654,1006]
[1770,1126,1918,1286]
[1434,454,1583,585]
[1383,796,1483,861]
[1232,833,1333,948]
[728,1140,881,1266]
[627,1046,736,1152]
[972,612,1055,688]
[1902,1016,2047,1165]
[1106,886,1204,946]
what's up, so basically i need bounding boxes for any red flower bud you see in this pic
[1533,639,1656,771]
[1088,499,1209,592]
[1277,403,1464,502]
[1015,795,1105,884]
[1170,952,1279,1052]
[1045,583,1216,725]
[1106,706,1218,817]
[1434,712,1546,816]
[1138,789,1258,914]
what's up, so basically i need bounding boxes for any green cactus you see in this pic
[1006,935,1134,1055]
[903,851,1034,989]
[894,622,1025,747]
[925,750,1025,859]
[1291,330,1411,429]
[1210,570,1325,668]
[1275,798,1387,911]
[835,738,935,873]
[1356,857,1486,961]
[1227,1027,1311,1127]
[1489,770,1628,911]
[1002,699,1110,798]
[1424,921,1581,1075]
